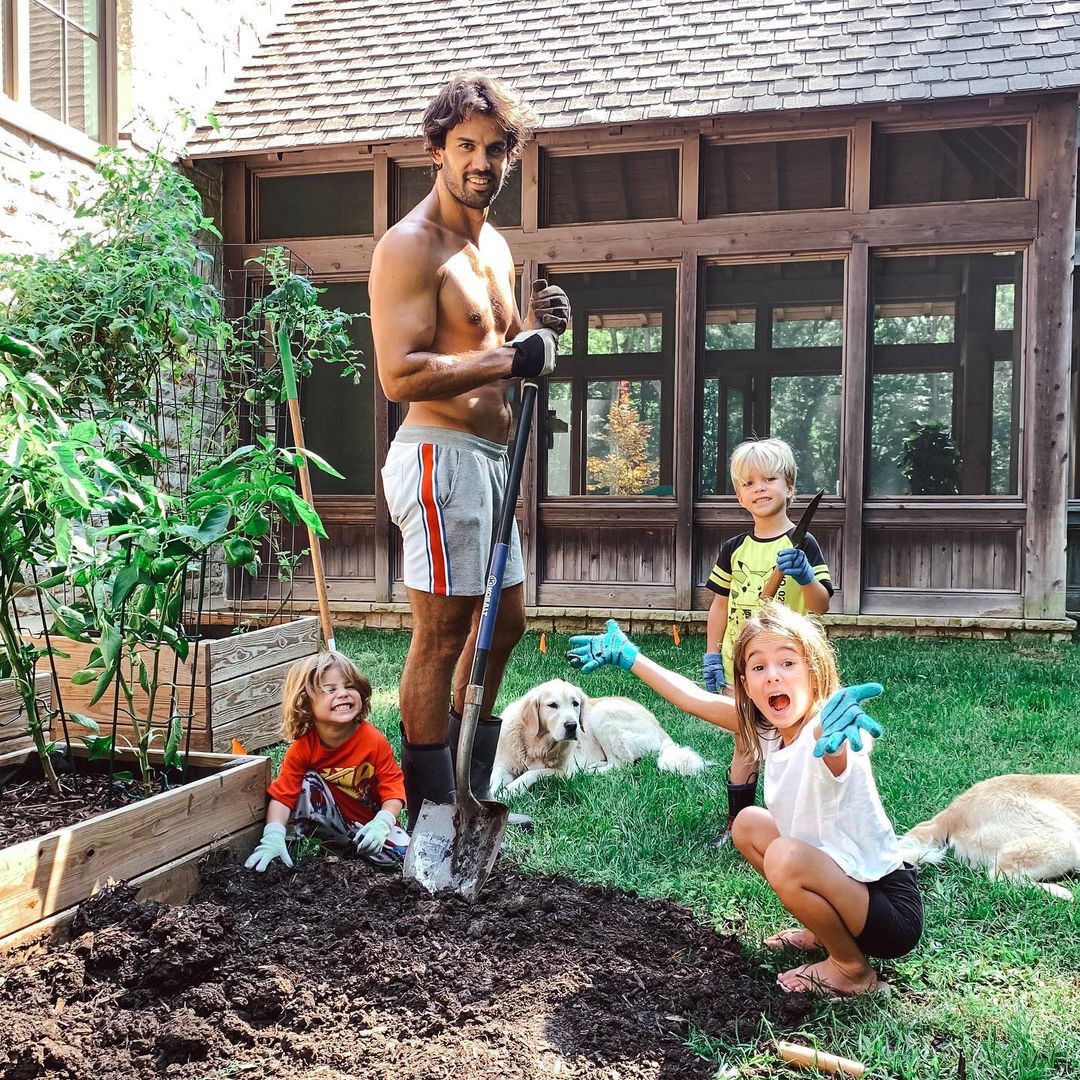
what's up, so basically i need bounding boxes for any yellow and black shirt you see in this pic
[706,529,833,683]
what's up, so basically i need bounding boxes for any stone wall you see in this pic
[1,0,288,257]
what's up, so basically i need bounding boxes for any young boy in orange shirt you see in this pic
[245,652,408,872]
[704,438,833,844]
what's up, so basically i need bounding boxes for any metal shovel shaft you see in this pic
[404,380,539,901]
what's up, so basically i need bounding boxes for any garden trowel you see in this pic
[760,488,825,601]
[403,378,541,902]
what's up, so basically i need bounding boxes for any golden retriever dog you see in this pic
[490,678,706,796]
[898,774,1080,900]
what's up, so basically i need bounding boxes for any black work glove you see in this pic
[509,328,557,378]
[526,278,570,336]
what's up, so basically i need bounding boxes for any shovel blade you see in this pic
[403,797,509,902]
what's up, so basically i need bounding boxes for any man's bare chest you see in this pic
[437,249,513,339]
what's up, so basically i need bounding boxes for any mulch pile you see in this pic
[0,773,140,849]
[0,855,811,1079]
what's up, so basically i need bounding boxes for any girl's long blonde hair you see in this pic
[280,651,372,741]
[731,601,839,762]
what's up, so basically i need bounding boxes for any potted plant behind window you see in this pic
[896,419,962,495]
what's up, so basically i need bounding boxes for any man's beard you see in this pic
[444,167,505,210]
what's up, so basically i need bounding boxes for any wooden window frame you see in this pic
[865,244,1029,503]
[869,117,1033,210]
[252,164,377,243]
[538,138,685,227]
[0,0,116,157]
[700,128,854,218]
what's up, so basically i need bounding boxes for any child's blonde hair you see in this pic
[731,601,838,762]
[730,438,797,501]
[281,651,372,741]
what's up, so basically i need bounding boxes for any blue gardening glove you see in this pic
[566,619,640,674]
[244,822,294,872]
[353,809,396,856]
[813,683,885,758]
[776,545,815,586]
[703,651,726,693]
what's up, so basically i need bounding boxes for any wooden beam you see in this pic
[675,252,698,609]
[1023,97,1078,619]
[681,134,700,225]
[851,118,871,214]
[253,201,1039,278]
[373,151,389,238]
[840,242,869,613]
[521,140,539,234]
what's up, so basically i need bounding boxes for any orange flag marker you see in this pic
[539,632,548,654]
[231,737,249,756]
[672,623,681,646]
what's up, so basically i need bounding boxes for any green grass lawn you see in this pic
[321,628,1080,1079]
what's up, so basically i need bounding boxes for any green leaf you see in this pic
[70,668,102,685]
[163,714,183,769]
[288,490,327,538]
[191,502,232,545]
[69,712,101,735]
[82,734,114,760]
[111,563,142,610]
[295,446,346,479]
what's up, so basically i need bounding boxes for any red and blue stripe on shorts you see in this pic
[415,443,452,595]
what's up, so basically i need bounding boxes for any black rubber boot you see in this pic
[399,728,456,832]
[712,771,759,849]
[449,708,535,832]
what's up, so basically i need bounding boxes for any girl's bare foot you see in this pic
[777,958,885,998]
[764,928,822,953]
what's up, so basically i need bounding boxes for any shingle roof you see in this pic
[187,0,1080,158]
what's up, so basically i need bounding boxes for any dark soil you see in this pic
[0,773,139,848]
[0,855,811,1079]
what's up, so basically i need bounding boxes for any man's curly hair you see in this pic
[422,71,536,164]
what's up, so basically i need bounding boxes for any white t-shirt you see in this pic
[759,717,903,883]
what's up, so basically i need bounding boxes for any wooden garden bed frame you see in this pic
[27,615,319,752]
[0,743,268,944]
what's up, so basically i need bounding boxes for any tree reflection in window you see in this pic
[543,269,674,497]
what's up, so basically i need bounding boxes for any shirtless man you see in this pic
[370,73,570,828]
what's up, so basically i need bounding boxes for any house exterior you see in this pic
[0,0,290,256]
[10,1,1080,639]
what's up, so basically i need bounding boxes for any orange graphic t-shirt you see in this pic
[268,722,406,826]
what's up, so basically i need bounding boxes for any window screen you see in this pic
[702,137,847,216]
[258,172,374,239]
[393,163,522,228]
[871,126,1027,206]
[543,150,679,225]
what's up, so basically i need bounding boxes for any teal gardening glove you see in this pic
[244,822,294,872]
[566,619,640,674]
[703,651,726,693]
[353,809,396,856]
[813,683,884,758]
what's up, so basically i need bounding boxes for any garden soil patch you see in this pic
[0,856,811,1079]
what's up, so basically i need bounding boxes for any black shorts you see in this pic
[854,863,923,960]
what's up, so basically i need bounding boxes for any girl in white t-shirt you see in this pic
[567,602,922,999]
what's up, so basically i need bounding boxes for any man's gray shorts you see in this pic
[381,425,524,596]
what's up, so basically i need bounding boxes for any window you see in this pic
[702,136,847,216]
[2,0,112,142]
[871,125,1027,206]
[299,281,376,497]
[868,251,1022,496]
[393,162,521,228]
[257,172,374,240]
[543,268,675,496]
[701,260,844,497]
[542,149,679,225]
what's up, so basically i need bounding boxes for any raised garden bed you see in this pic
[0,742,268,945]
[0,855,810,1079]
[27,615,319,752]
[0,672,51,753]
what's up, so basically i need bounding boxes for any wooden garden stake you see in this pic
[274,320,335,652]
[776,1040,866,1077]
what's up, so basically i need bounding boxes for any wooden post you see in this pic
[1024,97,1078,620]
[675,250,699,609]
[841,242,869,613]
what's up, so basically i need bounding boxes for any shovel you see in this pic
[403,377,540,902]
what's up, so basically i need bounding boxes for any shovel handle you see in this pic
[760,565,784,601]
[456,380,539,803]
